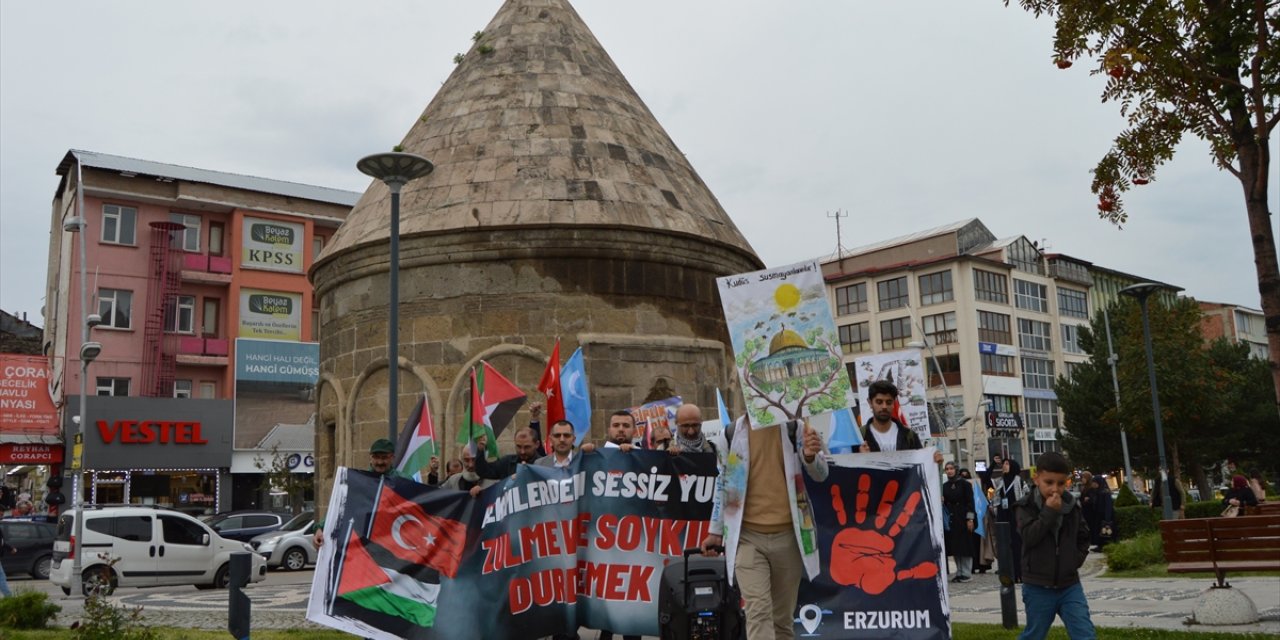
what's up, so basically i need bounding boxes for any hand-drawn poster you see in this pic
[853,349,930,444]
[717,260,856,429]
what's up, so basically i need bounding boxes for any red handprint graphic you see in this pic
[828,473,938,595]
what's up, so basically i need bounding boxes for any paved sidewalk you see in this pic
[947,555,1280,635]
[28,557,1280,636]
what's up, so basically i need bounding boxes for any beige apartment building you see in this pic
[821,218,1174,470]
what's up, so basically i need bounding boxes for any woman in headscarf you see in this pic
[995,457,1029,583]
[942,462,976,582]
[1222,475,1258,514]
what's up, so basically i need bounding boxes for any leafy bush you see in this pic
[1114,484,1139,507]
[1184,500,1226,519]
[1114,504,1159,540]
[73,593,157,640]
[0,589,61,629]
[1104,531,1165,571]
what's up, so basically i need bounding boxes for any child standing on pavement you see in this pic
[1016,452,1096,640]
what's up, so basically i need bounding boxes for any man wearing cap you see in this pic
[313,438,407,548]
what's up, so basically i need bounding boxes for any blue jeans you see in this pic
[0,561,10,597]
[1019,582,1096,640]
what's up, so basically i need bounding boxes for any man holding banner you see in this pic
[702,415,827,640]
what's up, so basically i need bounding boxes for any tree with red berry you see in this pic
[1008,0,1279,412]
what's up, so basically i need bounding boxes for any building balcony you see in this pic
[180,253,233,285]
[928,371,963,387]
[174,336,230,366]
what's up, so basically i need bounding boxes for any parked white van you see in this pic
[50,505,267,596]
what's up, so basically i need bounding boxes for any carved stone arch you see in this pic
[314,374,345,517]
[347,355,436,466]
[444,344,549,457]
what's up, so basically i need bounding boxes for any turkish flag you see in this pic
[538,340,566,453]
[368,485,468,578]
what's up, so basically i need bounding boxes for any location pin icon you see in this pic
[799,604,822,635]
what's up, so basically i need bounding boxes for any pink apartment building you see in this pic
[43,150,357,513]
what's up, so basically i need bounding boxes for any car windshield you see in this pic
[279,512,313,531]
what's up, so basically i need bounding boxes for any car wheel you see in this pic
[82,566,116,597]
[283,547,308,571]
[213,563,231,589]
[31,554,52,580]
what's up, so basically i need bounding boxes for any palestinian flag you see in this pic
[456,362,526,460]
[334,530,439,629]
[394,393,438,482]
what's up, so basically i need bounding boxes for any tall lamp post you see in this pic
[1119,282,1176,521]
[908,339,970,469]
[356,152,434,442]
[63,156,104,598]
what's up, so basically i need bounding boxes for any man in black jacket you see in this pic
[1015,452,1095,640]
[858,380,943,463]
[474,427,541,480]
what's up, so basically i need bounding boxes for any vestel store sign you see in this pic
[64,396,231,469]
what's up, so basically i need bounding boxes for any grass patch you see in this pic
[6,624,1279,640]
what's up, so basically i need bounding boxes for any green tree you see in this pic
[1008,0,1280,408]
[1056,324,1130,473]
[254,444,314,516]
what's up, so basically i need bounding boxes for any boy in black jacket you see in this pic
[1015,452,1096,640]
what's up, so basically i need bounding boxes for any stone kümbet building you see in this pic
[310,0,762,506]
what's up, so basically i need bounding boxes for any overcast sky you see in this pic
[2,1,1274,324]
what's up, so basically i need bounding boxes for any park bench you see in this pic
[1159,514,1280,587]
[1243,501,1280,516]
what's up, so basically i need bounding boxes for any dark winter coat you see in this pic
[943,476,976,558]
[1016,488,1090,588]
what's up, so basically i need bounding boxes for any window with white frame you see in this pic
[1021,357,1055,389]
[918,271,954,306]
[164,295,196,333]
[98,289,133,329]
[922,311,957,345]
[96,377,130,396]
[1031,437,1062,456]
[1063,360,1084,380]
[174,380,193,398]
[170,213,202,252]
[1061,324,1085,354]
[1014,279,1049,313]
[1025,397,1060,429]
[1018,318,1053,352]
[838,322,871,354]
[1058,287,1089,319]
[101,204,137,245]
[877,277,909,311]
[880,317,912,349]
[835,283,868,315]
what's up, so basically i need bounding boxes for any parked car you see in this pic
[49,505,267,596]
[249,511,316,571]
[0,518,56,579]
[203,510,287,542]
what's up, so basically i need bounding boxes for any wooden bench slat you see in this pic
[1158,515,1280,586]
[1167,560,1280,573]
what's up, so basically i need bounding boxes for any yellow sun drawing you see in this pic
[774,283,801,311]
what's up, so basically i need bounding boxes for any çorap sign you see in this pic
[242,216,304,273]
[0,354,57,440]
[0,443,63,464]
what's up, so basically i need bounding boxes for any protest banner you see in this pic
[796,449,949,639]
[626,395,681,448]
[310,449,948,640]
[309,450,719,639]
[716,259,856,428]
[853,349,931,444]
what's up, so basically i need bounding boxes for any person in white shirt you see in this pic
[858,379,943,463]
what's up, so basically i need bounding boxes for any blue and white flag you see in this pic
[561,347,591,445]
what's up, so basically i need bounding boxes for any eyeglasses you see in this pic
[551,433,574,439]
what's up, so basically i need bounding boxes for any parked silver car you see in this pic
[249,511,316,571]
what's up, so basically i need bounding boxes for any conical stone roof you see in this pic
[318,0,760,269]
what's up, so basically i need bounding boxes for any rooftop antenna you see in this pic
[828,209,849,259]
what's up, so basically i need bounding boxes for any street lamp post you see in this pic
[909,338,966,469]
[356,152,434,443]
[1102,306,1137,492]
[1120,282,1175,521]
